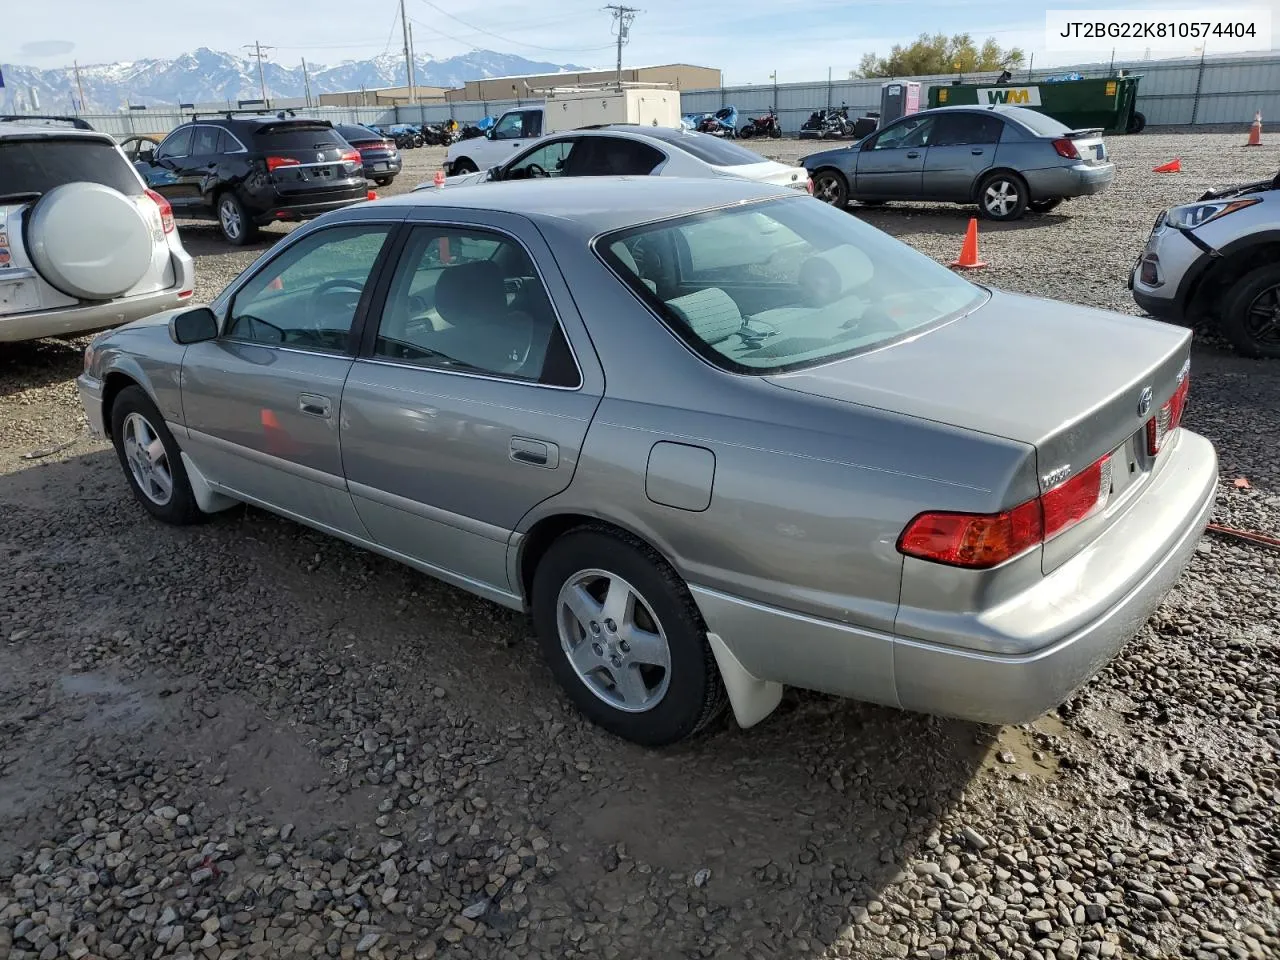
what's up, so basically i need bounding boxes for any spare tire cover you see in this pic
[26,181,153,301]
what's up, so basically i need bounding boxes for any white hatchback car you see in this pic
[0,118,195,343]
[421,125,812,194]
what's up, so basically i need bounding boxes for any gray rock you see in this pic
[461,899,488,919]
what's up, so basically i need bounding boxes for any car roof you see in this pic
[388,175,794,236]
[0,121,114,144]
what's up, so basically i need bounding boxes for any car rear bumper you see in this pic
[253,189,369,224]
[362,156,402,178]
[0,251,195,343]
[1028,162,1115,199]
[692,429,1217,725]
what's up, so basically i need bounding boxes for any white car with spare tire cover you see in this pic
[0,120,195,343]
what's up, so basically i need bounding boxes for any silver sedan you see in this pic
[78,177,1216,745]
[801,105,1115,220]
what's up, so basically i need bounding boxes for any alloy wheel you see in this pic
[556,569,672,713]
[122,412,174,506]
[1244,284,1280,347]
[219,198,242,240]
[983,179,1019,218]
[813,174,843,205]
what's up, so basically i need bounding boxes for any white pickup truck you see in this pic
[444,87,682,176]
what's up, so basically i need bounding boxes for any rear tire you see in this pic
[1220,263,1280,359]
[531,527,727,746]
[739,125,755,139]
[1029,197,1063,214]
[110,386,204,526]
[217,192,257,246]
[374,176,394,187]
[769,126,782,139]
[977,171,1028,221]
[1128,111,1147,134]
[811,169,849,208]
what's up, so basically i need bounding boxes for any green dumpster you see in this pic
[928,76,1145,133]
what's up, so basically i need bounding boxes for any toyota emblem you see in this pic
[1137,386,1153,417]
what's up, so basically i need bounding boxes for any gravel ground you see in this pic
[1,130,1278,960]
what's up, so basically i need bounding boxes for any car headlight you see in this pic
[1165,198,1260,230]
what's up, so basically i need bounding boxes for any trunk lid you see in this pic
[765,289,1193,571]
[713,159,810,190]
[256,122,364,197]
[1065,128,1108,165]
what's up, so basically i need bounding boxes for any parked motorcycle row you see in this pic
[799,102,880,140]
[372,120,463,150]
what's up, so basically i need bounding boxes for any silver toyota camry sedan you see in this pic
[78,176,1218,746]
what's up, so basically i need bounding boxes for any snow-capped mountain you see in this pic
[0,47,589,112]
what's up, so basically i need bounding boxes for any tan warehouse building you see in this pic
[446,64,722,102]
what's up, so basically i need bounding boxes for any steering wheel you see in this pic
[309,278,365,319]
[524,163,548,179]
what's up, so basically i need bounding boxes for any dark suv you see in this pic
[134,112,369,245]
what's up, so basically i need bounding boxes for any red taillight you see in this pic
[266,155,300,172]
[341,149,360,165]
[899,451,1115,569]
[899,501,1043,570]
[1052,137,1080,160]
[1147,368,1190,455]
[144,188,174,234]
[1041,455,1111,539]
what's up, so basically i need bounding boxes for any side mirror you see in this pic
[484,128,495,140]
[139,148,155,164]
[170,307,219,345]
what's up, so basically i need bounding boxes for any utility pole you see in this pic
[301,58,313,108]
[399,0,416,109]
[243,41,274,104]
[72,60,88,114]
[605,5,638,86]
[408,21,419,109]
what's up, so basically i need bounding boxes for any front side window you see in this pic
[504,139,576,179]
[869,116,934,150]
[372,226,578,386]
[226,225,392,353]
[492,112,525,140]
[599,196,986,374]
[155,127,193,160]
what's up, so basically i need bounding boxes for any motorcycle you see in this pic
[697,106,738,138]
[799,103,852,139]
[739,108,782,139]
[389,124,420,149]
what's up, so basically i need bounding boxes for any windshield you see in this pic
[641,129,765,167]
[0,138,143,197]
[598,196,986,374]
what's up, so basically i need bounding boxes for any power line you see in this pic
[412,0,616,53]
[604,5,639,82]
[242,41,275,102]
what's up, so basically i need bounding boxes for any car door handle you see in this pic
[298,393,332,418]
[510,436,559,468]
[971,148,985,155]
[906,151,920,159]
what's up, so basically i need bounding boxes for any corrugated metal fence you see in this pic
[67,52,1280,139]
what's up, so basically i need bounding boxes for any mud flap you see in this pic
[706,632,783,729]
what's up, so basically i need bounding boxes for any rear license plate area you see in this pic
[0,276,39,315]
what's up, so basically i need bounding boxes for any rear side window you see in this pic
[190,126,221,155]
[570,138,664,176]
[650,132,764,167]
[253,123,345,150]
[930,113,1004,146]
[0,139,143,197]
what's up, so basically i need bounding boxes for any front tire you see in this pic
[217,192,257,246]
[739,125,755,139]
[811,169,849,208]
[1220,263,1280,359]
[531,527,727,746]
[110,386,204,525]
[977,172,1028,221]
[451,158,478,175]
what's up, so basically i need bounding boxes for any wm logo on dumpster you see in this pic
[978,86,1042,106]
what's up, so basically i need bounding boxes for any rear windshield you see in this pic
[642,130,766,167]
[253,123,345,150]
[0,138,142,197]
[336,124,379,142]
[1007,108,1072,137]
[598,196,986,374]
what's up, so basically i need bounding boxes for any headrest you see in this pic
[798,244,874,306]
[611,242,658,293]
[434,259,507,325]
[665,288,743,344]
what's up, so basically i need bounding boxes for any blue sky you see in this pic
[5,0,1278,84]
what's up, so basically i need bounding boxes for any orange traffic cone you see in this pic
[1245,112,1262,146]
[433,169,446,187]
[950,218,986,270]
[366,189,378,201]
[1153,157,1181,173]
